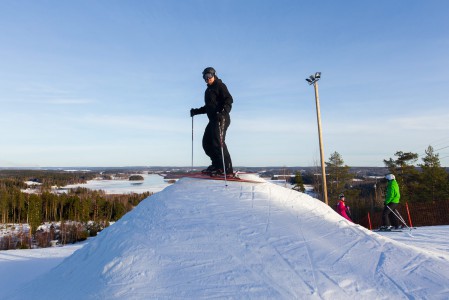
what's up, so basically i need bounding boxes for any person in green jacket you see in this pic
[380,174,401,230]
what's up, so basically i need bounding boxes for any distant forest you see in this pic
[0,170,151,249]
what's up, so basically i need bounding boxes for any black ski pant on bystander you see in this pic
[382,202,399,227]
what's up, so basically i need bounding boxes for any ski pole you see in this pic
[394,209,408,227]
[386,205,412,231]
[191,116,194,172]
[218,115,227,187]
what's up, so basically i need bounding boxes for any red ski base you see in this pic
[182,172,262,184]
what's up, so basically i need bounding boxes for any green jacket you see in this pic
[385,179,400,205]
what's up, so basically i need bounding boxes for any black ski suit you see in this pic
[191,77,233,174]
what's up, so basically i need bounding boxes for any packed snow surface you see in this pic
[5,177,449,299]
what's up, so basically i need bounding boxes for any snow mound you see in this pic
[7,178,449,299]
[236,171,267,182]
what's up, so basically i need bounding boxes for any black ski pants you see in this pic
[382,202,399,227]
[202,114,233,173]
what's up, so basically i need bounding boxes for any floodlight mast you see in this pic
[305,72,328,205]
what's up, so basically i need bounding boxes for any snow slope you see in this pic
[0,243,85,298]
[6,178,449,299]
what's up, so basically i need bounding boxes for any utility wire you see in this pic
[416,141,449,160]
[413,137,449,156]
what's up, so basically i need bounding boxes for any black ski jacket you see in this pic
[195,77,233,120]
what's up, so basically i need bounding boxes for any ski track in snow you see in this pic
[5,177,449,299]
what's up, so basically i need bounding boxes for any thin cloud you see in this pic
[45,98,93,105]
[18,84,71,96]
[232,117,315,134]
[12,83,93,105]
[77,114,187,133]
[393,114,449,131]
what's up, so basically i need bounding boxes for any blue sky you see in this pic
[1,0,448,168]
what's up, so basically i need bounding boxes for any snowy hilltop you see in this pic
[6,177,449,299]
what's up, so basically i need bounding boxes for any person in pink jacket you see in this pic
[336,193,353,222]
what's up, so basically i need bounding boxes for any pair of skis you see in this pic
[374,227,403,232]
[375,206,414,235]
[185,172,262,184]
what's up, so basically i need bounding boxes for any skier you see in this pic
[336,193,353,222]
[380,174,401,230]
[190,67,233,176]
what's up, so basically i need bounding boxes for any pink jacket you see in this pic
[337,200,352,222]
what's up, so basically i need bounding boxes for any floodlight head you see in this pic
[306,78,313,84]
[315,72,321,79]
[309,75,315,81]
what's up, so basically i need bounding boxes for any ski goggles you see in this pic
[203,73,214,80]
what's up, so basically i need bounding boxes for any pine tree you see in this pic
[417,146,449,202]
[325,151,354,201]
[28,194,42,235]
[0,188,8,223]
[293,172,306,192]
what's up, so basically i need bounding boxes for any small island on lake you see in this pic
[129,175,144,181]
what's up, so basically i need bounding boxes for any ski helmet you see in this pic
[385,174,395,180]
[202,67,216,76]
[339,193,345,199]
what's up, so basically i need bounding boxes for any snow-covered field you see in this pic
[2,176,449,299]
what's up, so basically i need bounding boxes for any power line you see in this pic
[417,142,449,160]
[435,145,449,152]
[413,137,449,155]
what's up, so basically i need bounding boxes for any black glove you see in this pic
[190,108,197,117]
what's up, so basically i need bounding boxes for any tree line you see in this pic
[291,145,449,223]
[0,169,98,189]
[0,187,149,232]
[0,170,152,249]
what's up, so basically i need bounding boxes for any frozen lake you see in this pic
[62,173,172,194]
